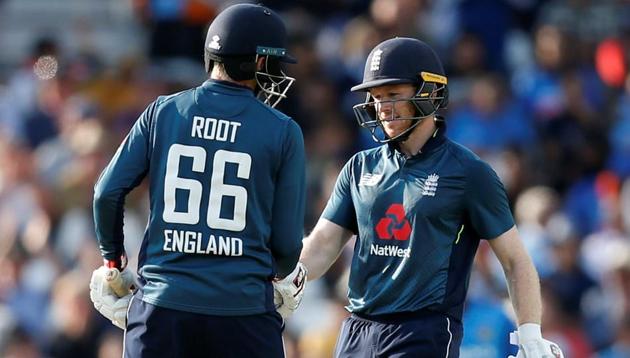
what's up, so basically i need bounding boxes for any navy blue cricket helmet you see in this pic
[204,3,296,107]
[351,37,449,143]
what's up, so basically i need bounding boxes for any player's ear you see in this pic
[255,56,266,72]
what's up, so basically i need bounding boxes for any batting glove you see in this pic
[509,323,564,358]
[89,266,135,329]
[273,262,307,319]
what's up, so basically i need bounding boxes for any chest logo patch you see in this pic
[359,173,382,186]
[375,204,411,241]
[422,173,439,197]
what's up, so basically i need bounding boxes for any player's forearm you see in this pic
[299,219,352,281]
[93,185,126,260]
[299,235,343,281]
[275,246,302,278]
[504,254,542,325]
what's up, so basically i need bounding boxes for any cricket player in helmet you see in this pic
[294,37,564,358]
[89,4,306,357]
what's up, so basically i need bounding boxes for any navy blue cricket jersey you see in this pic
[322,127,514,320]
[94,80,306,316]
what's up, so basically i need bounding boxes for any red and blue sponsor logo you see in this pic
[375,204,411,241]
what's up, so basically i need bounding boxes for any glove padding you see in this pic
[89,266,134,329]
[509,323,564,358]
[273,262,307,319]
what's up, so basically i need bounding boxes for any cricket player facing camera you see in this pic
[89,4,307,357]
[296,37,564,358]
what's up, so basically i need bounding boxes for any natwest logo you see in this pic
[375,204,411,241]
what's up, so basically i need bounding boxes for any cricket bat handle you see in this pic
[105,268,129,297]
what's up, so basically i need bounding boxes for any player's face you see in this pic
[369,84,417,139]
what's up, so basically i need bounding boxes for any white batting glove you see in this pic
[89,266,134,329]
[508,323,564,358]
[273,262,307,319]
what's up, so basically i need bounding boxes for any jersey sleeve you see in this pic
[465,159,515,240]
[269,119,306,277]
[321,157,358,234]
[93,101,156,260]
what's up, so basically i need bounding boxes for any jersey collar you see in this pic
[201,79,255,96]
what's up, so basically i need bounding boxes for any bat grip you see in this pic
[106,268,129,297]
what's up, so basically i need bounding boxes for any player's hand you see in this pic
[89,266,134,329]
[508,323,564,358]
[273,262,307,319]
[100,254,135,296]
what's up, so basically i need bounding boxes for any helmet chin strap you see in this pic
[387,115,443,158]
[385,117,424,144]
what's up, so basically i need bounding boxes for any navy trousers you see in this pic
[334,311,463,358]
[124,292,285,358]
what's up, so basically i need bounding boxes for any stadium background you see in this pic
[0,0,629,357]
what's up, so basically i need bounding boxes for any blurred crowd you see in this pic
[0,0,630,357]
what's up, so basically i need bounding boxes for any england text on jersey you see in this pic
[163,229,243,256]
